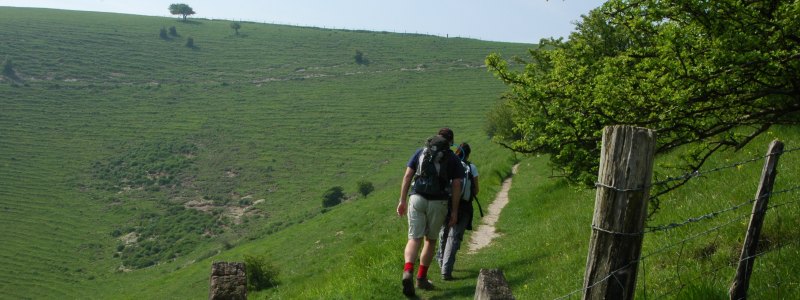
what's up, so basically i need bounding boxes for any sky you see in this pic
[0,0,606,44]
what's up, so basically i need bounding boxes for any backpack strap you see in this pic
[474,195,484,217]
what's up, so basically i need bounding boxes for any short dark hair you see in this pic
[455,142,471,161]
[438,127,454,143]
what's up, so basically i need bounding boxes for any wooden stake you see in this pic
[729,140,784,300]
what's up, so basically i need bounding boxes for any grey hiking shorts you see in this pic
[407,194,448,240]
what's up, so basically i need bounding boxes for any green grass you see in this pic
[2,7,798,300]
[444,127,800,299]
[0,6,529,299]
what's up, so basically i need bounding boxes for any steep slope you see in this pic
[0,7,530,298]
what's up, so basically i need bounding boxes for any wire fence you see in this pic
[553,144,800,299]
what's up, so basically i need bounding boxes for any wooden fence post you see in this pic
[729,140,784,300]
[582,125,655,300]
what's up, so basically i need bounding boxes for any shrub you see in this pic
[357,180,374,197]
[169,26,178,36]
[2,57,13,77]
[321,186,344,207]
[185,37,194,48]
[354,49,369,65]
[230,22,241,35]
[159,27,168,39]
[244,254,279,291]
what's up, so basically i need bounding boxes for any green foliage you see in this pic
[185,37,194,48]
[159,27,168,39]
[456,130,800,299]
[354,49,368,65]
[230,22,241,35]
[356,180,374,197]
[168,26,178,37]
[2,57,13,77]
[90,141,197,192]
[243,254,279,291]
[487,0,800,186]
[321,186,344,207]
[484,98,519,141]
[168,3,195,21]
[118,205,225,269]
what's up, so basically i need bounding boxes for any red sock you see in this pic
[404,262,414,272]
[417,265,429,279]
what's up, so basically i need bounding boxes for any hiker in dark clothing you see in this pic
[396,128,464,297]
[436,142,480,280]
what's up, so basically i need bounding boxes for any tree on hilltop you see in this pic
[169,3,195,21]
[230,22,241,35]
[486,0,800,187]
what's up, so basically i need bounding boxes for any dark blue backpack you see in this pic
[413,135,452,198]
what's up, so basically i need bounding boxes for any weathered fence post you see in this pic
[209,261,247,300]
[582,125,655,300]
[729,140,784,300]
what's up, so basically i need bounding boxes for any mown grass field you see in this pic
[0,6,530,299]
[2,7,798,300]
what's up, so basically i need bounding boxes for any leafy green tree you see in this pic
[230,22,241,35]
[321,186,344,207]
[354,49,369,65]
[357,180,374,197]
[168,3,195,21]
[487,0,800,186]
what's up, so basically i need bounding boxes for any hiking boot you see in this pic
[416,277,435,290]
[402,271,415,297]
[442,273,454,281]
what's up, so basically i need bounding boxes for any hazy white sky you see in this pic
[0,0,605,44]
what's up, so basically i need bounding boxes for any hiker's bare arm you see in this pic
[397,167,415,216]
[448,178,462,227]
[473,176,480,195]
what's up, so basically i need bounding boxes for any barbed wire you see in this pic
[645,198,755,233]
[598,145,799,218]
[647,184,800,233]
[556,214,749,300]
[647,238,800,299]
[595,146,800,194]
[586,184,800,238]
[765,196,800,211]
[650,146,800,188]
[553,193,800,300]
[554,146,799,299]
[554,211,749,300]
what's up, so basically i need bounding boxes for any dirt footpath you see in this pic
[467,164,519,253]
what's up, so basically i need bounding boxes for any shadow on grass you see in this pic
[178,20,203,25]
[429,255,548,299]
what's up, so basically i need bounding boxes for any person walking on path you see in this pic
[396,128,464,297]
[436,142,479,281]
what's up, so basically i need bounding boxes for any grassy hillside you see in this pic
[4,7,796,300]
[0,7,532,299]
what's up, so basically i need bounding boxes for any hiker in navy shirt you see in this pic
[397,127,463,297]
